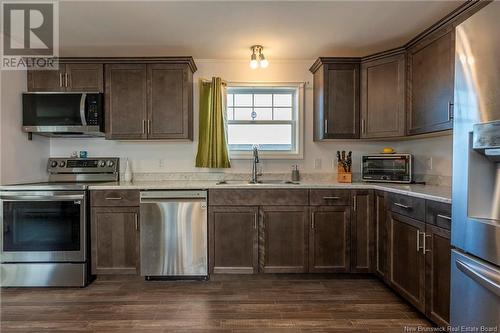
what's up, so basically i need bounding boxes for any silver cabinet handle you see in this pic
[361,119,366,134]
[311,219,315,229]
[65,72,69,87]
[416,230,424,252]
[456,259,500,297]
[59,73,63,87]
[323,196,341,200]
[353,195,357,211]
[437,214,452,221]
[324,119,328,133]
[135,214,138,231]
[254,215,257,229]
[105,197,122,200]
[424,233,431,253]
[394,202,411,210]
[147,119,151,134]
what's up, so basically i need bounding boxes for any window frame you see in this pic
[225,82,304,160]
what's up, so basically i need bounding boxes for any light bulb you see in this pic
[250,53,258,69]
[260,58,269,68]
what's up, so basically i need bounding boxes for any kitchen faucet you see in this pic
[251,145,261,183]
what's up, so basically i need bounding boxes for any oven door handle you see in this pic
[0,194,85,201]
[80,93,87,126]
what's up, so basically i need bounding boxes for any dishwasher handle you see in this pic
[140,198,207,205]
[140,190,207,201]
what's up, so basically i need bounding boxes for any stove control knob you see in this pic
[50,160,58,168]
[107,160,115,167]
[59,161,66,167]
[99,160,106,167]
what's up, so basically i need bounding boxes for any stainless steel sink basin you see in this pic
[216,180,300,185]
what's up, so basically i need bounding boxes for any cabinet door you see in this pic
[408,28,455,135]
[91,207,139,275]
[260,206,308,273]
[147,64,192,140]
[375,191,388,280]
[309,206,350,273]
[351,190,373,273]
[323,63,360,139]
[361,53,405,138]
[425,224,451,327]
[105,64,148,139]
[66,63,104,92]
[27,66,66,91]
[209,206,258,274]
[388,212,426,312]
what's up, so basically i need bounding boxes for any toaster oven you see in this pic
[361,154,412,183]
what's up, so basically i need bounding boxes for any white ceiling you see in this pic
[59,1,464,59]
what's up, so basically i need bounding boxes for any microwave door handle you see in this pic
[80,93,87,126]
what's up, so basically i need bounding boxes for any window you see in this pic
[226,83,303,158]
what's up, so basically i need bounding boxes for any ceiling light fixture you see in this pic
[250,45,269,69]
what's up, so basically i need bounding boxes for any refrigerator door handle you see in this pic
[456,259,500,297]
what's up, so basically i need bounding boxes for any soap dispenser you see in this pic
[291,164,300,182]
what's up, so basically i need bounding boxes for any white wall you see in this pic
[50,59,393,175]
[0,59,448,180]
[0,70,50,185]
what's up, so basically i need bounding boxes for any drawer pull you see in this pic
[323,196,341,200]
[437,214,452,221]
[105,197,123,200]
[394,202,411,210]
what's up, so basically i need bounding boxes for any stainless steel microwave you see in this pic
[22,92,104,137]
[362,154,412,183]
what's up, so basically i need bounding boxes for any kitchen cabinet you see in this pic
[310,58,360,140]
[360,52,406,138]
[407,27,455,135]
[105,61,195,140]
[209,206,258,274]
[424,223,451,327]
[91,207,140,275]
[105,64,148,140]
[351,190,373,273]
[388,212,426,312]
[374,191,388,280]
[309,206,350,273]
[147,64,193,139]
[27,63,104,92]
[259,206,309,273]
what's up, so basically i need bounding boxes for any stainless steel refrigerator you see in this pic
[451,1,500,328]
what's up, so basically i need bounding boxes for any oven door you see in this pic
[0,191,86,263]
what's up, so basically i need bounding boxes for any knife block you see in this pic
[337,162,352,183]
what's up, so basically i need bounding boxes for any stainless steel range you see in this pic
[0,157,119,287]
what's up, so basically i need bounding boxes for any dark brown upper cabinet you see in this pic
[361,51,406,138]
[105,61,195,140]
[27,63,103,92]
[407,27,455,135]
[105,64,148,140]
[310,58,360,140]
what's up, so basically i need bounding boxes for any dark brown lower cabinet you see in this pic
[388,212,426,312]
[309,206,350,273]
[424,224,451,327]
[259,206,309,273]
[209,206,258,274]
[351,190,373,273]
[91,207,140,275]
[375,191,388,279]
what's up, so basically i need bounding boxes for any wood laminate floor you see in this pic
[0,275,432,333]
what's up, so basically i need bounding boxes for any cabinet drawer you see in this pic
[387,192,425,221]
[426,200,452,230]
[91,190,140,207]
[209,189,308,206]
[309,189,351,206]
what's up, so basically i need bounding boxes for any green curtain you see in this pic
[195,77,231,168]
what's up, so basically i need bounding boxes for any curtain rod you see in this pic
[199,78,308,86]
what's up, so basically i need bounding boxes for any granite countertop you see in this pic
[88,180,452,204]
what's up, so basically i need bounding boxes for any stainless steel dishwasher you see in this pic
[140,190,208,279]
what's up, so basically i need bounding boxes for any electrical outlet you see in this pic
[426,157,433,170]
[314,158,322,170]
[159,159,166,169]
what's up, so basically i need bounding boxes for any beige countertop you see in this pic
[88,180,452,204]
